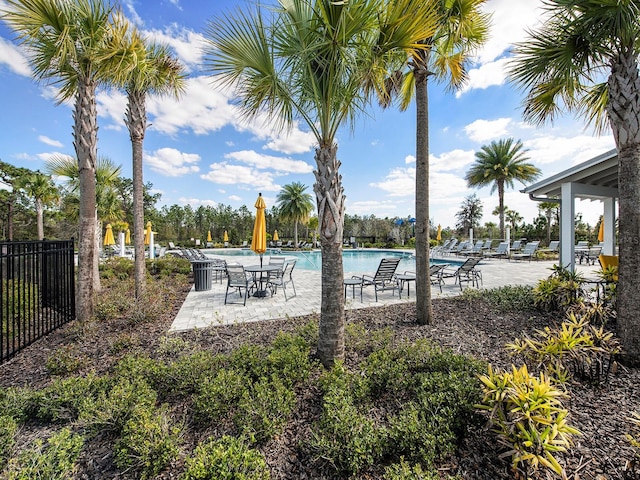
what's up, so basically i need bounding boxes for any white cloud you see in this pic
[524,135,615,166]
[263,127,316,154]
[369,167,415,197]
[144,26,205,71]
[145,148,200,176]
[405,155,415,164]
[430,149,475,172]
[200,163,280,191]
[0,37,31,77]
[457,58,510,97]
[38,135,63,148]
[478,0,545,64]
[228,194,242,202]
[347,199,399,216]
[224,150,313,174]
[464,118,512,143]
[177,197,217,207]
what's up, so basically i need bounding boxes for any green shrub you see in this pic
[99,257,134,280]
[460,285,536,312]
[383,457,451,480]
[345,323,394,355]
[35,374,107,423]
[507,313,621,384]
[181,435,270,480]
[4,427,83,480]
[147,256,191,276]
[77,377,157,434]
[115,405,181,480]
[477,364,579,477]
[0,387,36,423]
[45,345,88,375]
[533,264,584,313]
[0,415,18,468]
[626,412,640,459]
[193,368,246,424]
[235,375,296,444]
[1,279,37,327]
[308,364,385,475]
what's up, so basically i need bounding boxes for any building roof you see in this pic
[521,148,618,199]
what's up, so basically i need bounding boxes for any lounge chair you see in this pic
[267,260,297,300]
[538,240,559,254]
[224,264,252,305]
[510,241,540,262]
[442,239,458,256]
[431,239,452,257]
[482,239,493,251]
[460,240,484,257]
[426,263,450,293]
[483,241,509,259]
[578,246,602,265]
[510,240,522,252]
[353,257,401,301]
[441,257,482,290]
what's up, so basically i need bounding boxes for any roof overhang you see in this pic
[521,148,619,200]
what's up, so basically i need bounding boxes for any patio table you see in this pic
[245,264,281,297]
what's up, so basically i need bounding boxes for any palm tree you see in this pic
[538,201,560,245]
[381,0,490,325]
[17,172,59,240]
[465,138,541,240]
[123,35,186,298]
[508,0,640,365]
[277,182,314,249]
[46,154,123,290]
[4,0,138,322]
[203,0,438,366]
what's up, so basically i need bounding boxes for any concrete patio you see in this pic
[169,253,602,332]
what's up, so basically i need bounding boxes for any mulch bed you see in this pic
[1,279,639,479]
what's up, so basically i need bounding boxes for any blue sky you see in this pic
[0,0,615,230]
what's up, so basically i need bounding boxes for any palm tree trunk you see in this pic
[314,144,345,367]
[74,79,99,323]
[608,50,640,366]
[36,199,44,240]
[127,91,147,297]
[414,58,432,325]
[294,222,299,248]
[498,181,505,240]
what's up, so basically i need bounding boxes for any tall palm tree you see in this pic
[4,0,138,322]
[203,0,438,366]
[508,0,640,365]
[17,172,59,240]
[381,0,490,326]
[465,138,541,240]
[123,35,186,298]
[277,182,314,248]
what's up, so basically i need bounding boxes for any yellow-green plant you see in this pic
[626,412,640,458]
[507,313,620,384]
[477,364,580,477]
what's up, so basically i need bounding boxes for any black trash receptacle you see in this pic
[192,260,213,291]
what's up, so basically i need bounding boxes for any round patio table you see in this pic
[245,264,281,297]
[396,273,416,299]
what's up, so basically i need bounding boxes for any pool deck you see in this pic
[169,251,602,332]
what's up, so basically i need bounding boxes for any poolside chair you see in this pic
[538,240,559,254]
[460,240,484,257]
[482,241,509,259]
[353,257,401,301]
[510,240,522,252]
[267,260,297,300]
[441,257,482,290]
[510,241,540,262]
[224,264,252,306]
[429,263,449,292]
[442,239,458,256]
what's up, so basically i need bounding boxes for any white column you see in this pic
[119,232,125,257]
[149,232,155,259]
[469,228,473,244]
[603,197,616,255]
[560,182,576,270]
[506,226,511,255]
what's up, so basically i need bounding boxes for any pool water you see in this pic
[204,248,456,273]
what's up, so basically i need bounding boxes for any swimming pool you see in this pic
[204,248,458,273]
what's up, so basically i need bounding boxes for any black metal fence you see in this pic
[0,240,75,363]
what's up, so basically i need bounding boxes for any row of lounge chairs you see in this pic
[349,256,484,301]
[432,238,548,262]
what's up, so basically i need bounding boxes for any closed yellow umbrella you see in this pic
[436,224,442,242]
[273,230,279,241]
[144,221,152,245]
[103,224,115,246]
[125,228,131,244]
[207,230,212,242]
[251,193,267,266]
[598,221,604,242]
